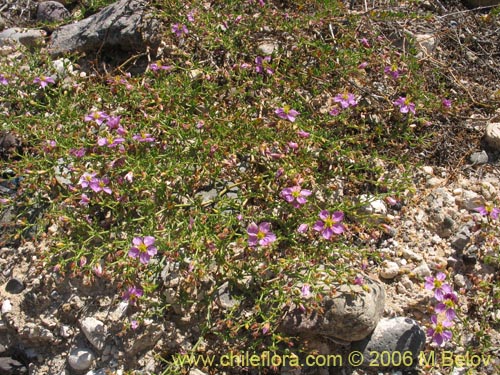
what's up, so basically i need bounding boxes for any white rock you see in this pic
[359,195,387,215]
[380,261,400,279]
[68,348,94,371]
[413,33,436,56]
[257,42,277,55]
[422,166,434,175]
[52,58,75,78]
[412,263,431,278]
[484,122,500,151]
[457,190,484,211]
[1,299,12,314]
[80,317,107,351]
[426,177,443,188]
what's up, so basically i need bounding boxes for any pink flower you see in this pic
[329,108,340,116]
[384,65,403,79]
[124,171,134,183]
[130,320,139,330]
[129,236,158,264]
[84,111,109,125]
[442,99,452,108]
[281,186,312,208]
[33,75,55,88]
[78,172,97,189]
[297,223,308,233]
[0,74,8,85]
[79,193,90,206]
[360,38,370,48]
[172,23,189,37]
[334,93,357,109]
[255,56,273,75]
[106,115,121,130]
[275,106,299,122]
[425,272,453,301]
[313,210,345,240]
[427,315,453,347]
[358,62,368,69]
[97,135,125,148]
[247,222,276,247]
[89,177,112,194]
[133,133,155,143]
[474,205,500,220]
[301,284,311,298]
[393,96,416,115]
[435,292,458,321]
[297,130,310,138]
[123,286,143,305]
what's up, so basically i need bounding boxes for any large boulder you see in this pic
[279,278,385,342]
[47,0,161,56]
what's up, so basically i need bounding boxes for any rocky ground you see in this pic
[1,0,500,374]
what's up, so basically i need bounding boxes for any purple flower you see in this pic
[281,186,312,208]
[79,193,90,206]
[255,56,273,75]
[297,129,310,138]
[106,115,121,130]
[0,74,8,85]
[97,135,125,148]
[393,97,416,115]
[275,106,299,122]
[84,111,109,125]
[301,284,311,298]
[354,275,364,285]
[123,286,143,305]
[172,23,189,37]
[133,132,155,143]
[333,93,357,109]
[427,315,453,347]
[313,210,345,240]
[474,206,500,220]
[358,61,368,69]
[329,108,340,116]
[129,236,158,264]
[130,320,139,330]
[71,148,86,158]
[150,63,172,72]
[442,98,452,108]
[247,222,276,247]
[297,223,309,233]
[89,177,112,194]
[384,65,403,79]
[187,11,195,22]
[424,272,453,301]
[435,292,458,321]
[78,172,97,189]
[360,38,370,48]
[33,75,55,88]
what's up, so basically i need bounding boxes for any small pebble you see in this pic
[380,261,400,279]
[68,348,94,371]
[5,278,24,294]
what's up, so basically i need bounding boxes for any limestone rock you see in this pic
[37,1,71,23]
[379,261,400,280]
[279,278,385,342]
[68,347,94,371]
[0,28,46,48]
[47,0,161,56]
[483,122,500,151]
[80,317,107,351]
[351,317,426,370]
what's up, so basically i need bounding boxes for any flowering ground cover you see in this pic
[0,0,499,374]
